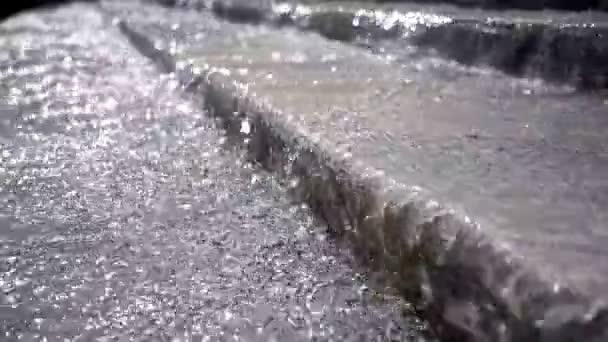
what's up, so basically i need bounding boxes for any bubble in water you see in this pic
[240,119,251,135]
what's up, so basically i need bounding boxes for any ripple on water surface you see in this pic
[0,4,432,341]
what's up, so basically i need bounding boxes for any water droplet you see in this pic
[15,278,30,288]
[240,120,251,135]
[113,260,129,268]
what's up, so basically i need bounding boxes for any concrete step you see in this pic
[106,1,608,341]
[199,0,608,89]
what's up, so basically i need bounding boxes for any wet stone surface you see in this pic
[0,5,432,341]
[205,0,608,88]
[110,0,608,297]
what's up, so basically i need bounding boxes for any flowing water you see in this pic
[0,4,432,341]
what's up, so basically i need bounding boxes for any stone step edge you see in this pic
[206,1,608,89]
[114,15,608,342]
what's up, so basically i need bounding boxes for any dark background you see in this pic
[0,0,97,20]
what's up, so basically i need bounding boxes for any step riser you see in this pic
[201,1,608,89]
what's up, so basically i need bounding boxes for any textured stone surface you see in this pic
[107,1,608,341]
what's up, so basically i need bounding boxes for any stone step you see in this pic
[107,1,608,341]
[197,0,608,89]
